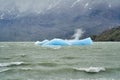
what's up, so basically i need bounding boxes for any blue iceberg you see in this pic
[43,39,69,46]
[35,40,49,45]
[68,37,93,46]
[35,37,93,46]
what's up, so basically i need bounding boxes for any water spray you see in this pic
[72,29,84,40]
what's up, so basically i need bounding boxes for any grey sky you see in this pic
[0,0,120,13]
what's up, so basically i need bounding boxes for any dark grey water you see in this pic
[0,42,120,80]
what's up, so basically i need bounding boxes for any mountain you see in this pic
[0,0,120,41]
[91,27,120,41]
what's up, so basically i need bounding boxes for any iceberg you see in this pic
[35,37,93,46]
[68,37,93,46]
[35,40,49,45]
[42,38,70,46]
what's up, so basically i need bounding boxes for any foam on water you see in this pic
[74,67,106,73]
[0,62,24,67]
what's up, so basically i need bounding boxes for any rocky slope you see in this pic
[91,27,120,41]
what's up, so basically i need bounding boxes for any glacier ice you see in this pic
[42,38,70,46]
[35,37,93,46]
[68,37,93,46]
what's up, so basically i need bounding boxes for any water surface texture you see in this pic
[0,42,120,80]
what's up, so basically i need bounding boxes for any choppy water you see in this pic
[0,42,120,80]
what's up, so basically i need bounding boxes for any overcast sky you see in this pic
[0,0,120,13]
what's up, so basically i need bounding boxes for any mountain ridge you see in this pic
[91,27,120,41]
[0,0,120,41]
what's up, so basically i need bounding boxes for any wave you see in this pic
[0,62,25,67]
[73,67,106,73]
[61,56,79,60]
[42,45,62,49]
[37,62,58,67]
[0,62,59,67]
[0,46,9,48]
[0,57,11,60]
[0,61,119,74]
[0,68,11,73]
[0,66,119,74]
[73,67,120,73]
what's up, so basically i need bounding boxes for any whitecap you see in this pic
[74,67,106,73]
[0,62,24,67]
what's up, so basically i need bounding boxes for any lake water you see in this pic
[0,42,120,80]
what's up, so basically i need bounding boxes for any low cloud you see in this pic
[0,0,120,14]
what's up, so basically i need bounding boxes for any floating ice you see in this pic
[35,40,49,45]
[42,38,70,46]
[35,28,93,47]
[68,37,93,46]
[35,37,93,46]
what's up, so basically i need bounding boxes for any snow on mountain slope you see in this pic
[0,0,120,41]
